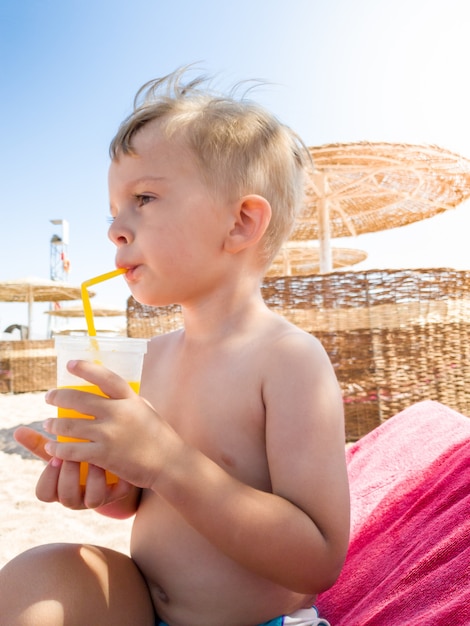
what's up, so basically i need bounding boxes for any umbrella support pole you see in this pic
[315,172,332,274]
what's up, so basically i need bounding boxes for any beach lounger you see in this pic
[317,400,470,625]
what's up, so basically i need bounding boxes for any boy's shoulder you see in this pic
[259,313,339,389]
[262,312,328,353]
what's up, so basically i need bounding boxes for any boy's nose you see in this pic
[108,220,132,246]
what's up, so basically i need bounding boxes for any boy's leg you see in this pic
[0,543,155,626]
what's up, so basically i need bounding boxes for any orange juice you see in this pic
[58,381,140,485]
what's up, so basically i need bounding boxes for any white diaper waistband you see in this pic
[283,605,330,626]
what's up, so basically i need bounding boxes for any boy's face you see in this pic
[108,121,232,307]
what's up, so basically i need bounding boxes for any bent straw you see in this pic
[81,268,126,337]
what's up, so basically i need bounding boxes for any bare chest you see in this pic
[141,352,270,488]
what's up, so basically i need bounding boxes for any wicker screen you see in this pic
[262,268,470,439]
[127,298,183,338]
[0,340,56,393]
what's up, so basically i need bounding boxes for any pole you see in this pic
[314,172,333,274]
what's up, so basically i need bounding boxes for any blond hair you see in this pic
[110,67,309,264]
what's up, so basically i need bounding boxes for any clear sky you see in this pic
[2,0,470,337]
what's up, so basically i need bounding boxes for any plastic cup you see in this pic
[54,335,148,485]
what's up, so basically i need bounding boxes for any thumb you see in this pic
[14,426,52,462]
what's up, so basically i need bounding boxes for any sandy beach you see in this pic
[0,392,133,568]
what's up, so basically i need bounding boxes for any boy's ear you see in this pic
[224,195,272,254]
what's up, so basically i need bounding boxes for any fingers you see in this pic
[14,426,52,462]
[43,437,96,465]
[84,464,109,509]
[56,460,86,507]
[36,459,62,502]
[43,416,97,445]
[45,360,136,425]
[67,359,136,399]
[36,458,111,510]
[36,457,65,503]
[36,457,79,504]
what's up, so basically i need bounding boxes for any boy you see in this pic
[0,68,349,626]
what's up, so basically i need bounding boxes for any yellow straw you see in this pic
[81,268,126,337]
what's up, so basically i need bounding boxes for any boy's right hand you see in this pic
[14,425,139,517]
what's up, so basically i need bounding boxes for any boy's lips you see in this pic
[119,265,141,282]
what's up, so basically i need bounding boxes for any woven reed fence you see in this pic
[0,340,56,393]
[127,268,470,440]
[262,268,470,439]
[127,298,183,338]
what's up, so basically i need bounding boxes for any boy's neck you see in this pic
[179,285,268,345]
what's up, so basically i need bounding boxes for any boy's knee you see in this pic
[1,543,95,591]
[0,544,90,625]
[0,543,154,626]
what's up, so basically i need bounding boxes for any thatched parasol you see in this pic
[45,306,124,318]
[292,142,470,272]
[0,277,95,335]
[266,243,367,277]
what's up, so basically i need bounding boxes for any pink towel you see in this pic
[317,401,470,625]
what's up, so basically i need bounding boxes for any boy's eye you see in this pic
[135,194,153,207]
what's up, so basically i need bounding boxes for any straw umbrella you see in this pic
[45,306,124,318]
[292,142,470,272]
[266,242,367,277]
[0,277,95,336]
[45,305,125,335]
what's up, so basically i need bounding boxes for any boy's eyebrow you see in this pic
[127,176,167,186]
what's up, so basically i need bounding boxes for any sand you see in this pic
[0,392,133,568]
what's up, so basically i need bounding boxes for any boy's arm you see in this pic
[150,333,350,594]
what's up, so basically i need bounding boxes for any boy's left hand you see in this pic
[15,424,140,512]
